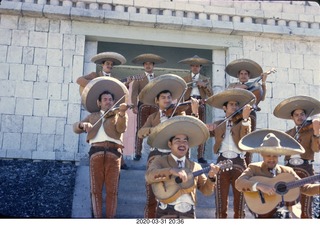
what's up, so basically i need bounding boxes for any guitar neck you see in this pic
[193,165,211,177]
[286,174,320,190]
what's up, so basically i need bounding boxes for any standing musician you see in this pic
[137,74,200,218]
[273,96,320,218]
[206,88,256,218]
[145,116,220,218]
[76,51,129,170]
[236,129,320,218]
[131,53,167,161]
[178,55,214,164]
[73,77,130,218]
[225,58,272,166]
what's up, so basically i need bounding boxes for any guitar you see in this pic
[245,68,276,106]
[79,74,145,95]
[243,173,320,215]
[151,160,233,204]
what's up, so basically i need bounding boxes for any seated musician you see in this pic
[235,129,320,219]
[137,74,199,218]
[145,116,220,219]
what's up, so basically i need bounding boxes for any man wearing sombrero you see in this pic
[137,74,200,218]
[73,77,130,218]
[273,96,320,218]
[206,88,256,218]
[77,51,127,93]
[236,129,320,218]
[130,53,167,161]
[178,55,214,164]
[145,116,220,218]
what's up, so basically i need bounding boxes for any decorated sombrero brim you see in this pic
[81,77,129,113]
[206,89,256,109]
[225,58,263,78]
[147,116,209,149]
[238,129,305,155]
[273,96,320,120]
[138,74,187,106]
[178,55,213,65]
[131,53,166,64]
[91,52,126,65]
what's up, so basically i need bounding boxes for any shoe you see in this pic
[198,157,207,164]
[133,155,141,161]
[121,164,129,170]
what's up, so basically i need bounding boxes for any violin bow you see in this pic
[92,94,126,128]
[213,97,256,130]
[248,68,277,86]
[294,108,314,139]
[168,85,189,119]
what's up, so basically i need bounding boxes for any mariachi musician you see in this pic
[178,55,214,164]
[273,96,320,218]
[131,53,167,161]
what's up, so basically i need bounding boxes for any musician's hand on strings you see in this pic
[242,104,252,119]
[170,168,188,183]
[261,73,268,83]
[312,118,320,135]
[197,80,207,88]
[256,183,276,196]
[81,122,93,133]
[118,103,129,116]
[132,106,138,114]
[208,163,220,178]
[206,123,216,131]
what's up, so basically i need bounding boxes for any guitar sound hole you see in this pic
[275,182,288,195]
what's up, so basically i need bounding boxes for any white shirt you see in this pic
[219,120,242,154]
[190,73,200,96]
[145,72,154,82]
[102,71,111,76]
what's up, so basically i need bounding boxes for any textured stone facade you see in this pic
[0,0,319,163]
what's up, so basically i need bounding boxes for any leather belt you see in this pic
[219,151,244,159]
[91,141,123,149]
[191,95,201,100]
[285,159,314,166]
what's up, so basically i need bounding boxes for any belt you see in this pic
[91,141,123,149]
[161,203,194,213]
[190,95,201,100]
[285,159,314,166]
[219,151,244,159]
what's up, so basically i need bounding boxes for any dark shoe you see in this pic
[198,157,207,164]
[133,155,141,161]
[121,164,129,170]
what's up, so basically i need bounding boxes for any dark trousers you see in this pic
[215,155,246,218]
[89,147,121,218]
[135,104,158,157]
[156,204,195,219]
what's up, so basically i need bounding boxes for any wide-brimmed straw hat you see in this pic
[238,129,305,156]
[206,89,256,109]
[81,77,129,113]
[225,58,263,79]
[91,52,126,65]
[131,53,166,64]
[138,74,187,106]
[178,55,213,65]
[273,96,320,120]
[147,115,209,149]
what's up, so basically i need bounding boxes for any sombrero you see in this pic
[238,129,305,156]
[273,96,320,120]
[225,58,263,78]
[178,55,213,65]
[206,89,256,109]
[138,74,187,106]
[91,52,126,65]
[131,53,166,64]
[81,77,129,113]
[147,116,209,149]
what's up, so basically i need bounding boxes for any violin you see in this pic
[163,102,190,117]
[298,120,313,133]
[104,104,133,118]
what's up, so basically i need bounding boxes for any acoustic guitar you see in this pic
[152,160,233,204]
[243,173,320,215]
[79,74,145,95]
[245,68,276,106]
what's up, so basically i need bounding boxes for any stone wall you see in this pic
[0,0,319,163]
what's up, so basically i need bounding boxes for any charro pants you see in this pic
[135,104,158,157]
[144,149,170,218]
[215,155,246,218]
[286,161,314,218]
[89,147,121,218]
